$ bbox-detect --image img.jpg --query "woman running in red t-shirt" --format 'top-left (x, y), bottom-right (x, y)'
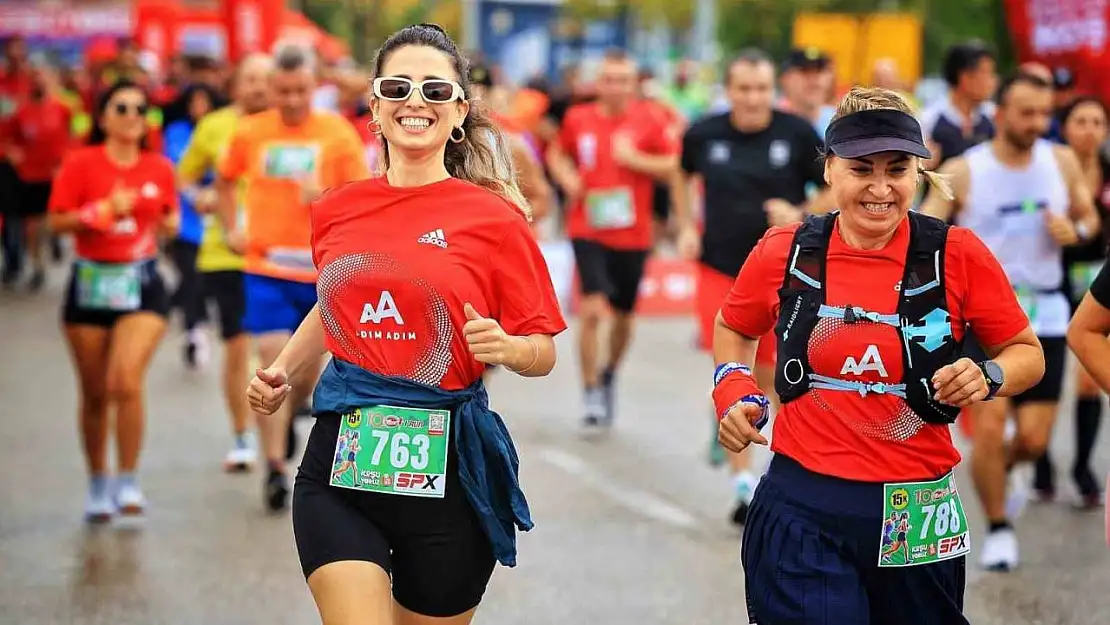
top-left (246, 25), bottom-right (566, 624)
top-left (711, 86), bottom-right (1045, 624)
top-left (47, 80), bottom-right (179, 524)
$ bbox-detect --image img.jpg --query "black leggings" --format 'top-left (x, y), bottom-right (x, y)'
top-left (167, 239), bottom-right (206, 331)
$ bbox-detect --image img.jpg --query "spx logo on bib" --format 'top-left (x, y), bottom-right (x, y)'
top-left (901, 308), bottom-right (952, 353)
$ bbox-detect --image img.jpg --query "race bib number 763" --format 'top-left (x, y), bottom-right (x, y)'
top-left (330, 405), bottom-right (450, 498)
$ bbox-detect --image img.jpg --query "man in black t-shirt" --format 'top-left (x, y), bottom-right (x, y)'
top-left (920, 42), bottom-right (997, 169)
top-left (673, 48), bottom-right (832, 526)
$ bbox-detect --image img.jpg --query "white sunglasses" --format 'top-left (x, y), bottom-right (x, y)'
top-left (372, 76), bottom-right (463, 104)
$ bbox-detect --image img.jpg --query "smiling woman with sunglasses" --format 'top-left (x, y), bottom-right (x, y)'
top-left (46, 80), bottom-right (179, 524)
top-left (244, 24), bottom-right (566, 625)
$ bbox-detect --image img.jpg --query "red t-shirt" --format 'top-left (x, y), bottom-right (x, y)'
top-left (311, 176), bottom-right (567, 391)
top-left (8, 97), bottom-right (72, 182)
top-left (0, 69), bottom-right (32, 158)
top-left (558, 101), bottom-right (679, 250)
top-left (49, 146), bottom-right (178, 263)
top-left (720, 217), bottom-right (1029, 481)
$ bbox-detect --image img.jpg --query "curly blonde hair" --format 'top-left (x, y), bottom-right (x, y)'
top-left (831, 86), bottom-right (954, 200)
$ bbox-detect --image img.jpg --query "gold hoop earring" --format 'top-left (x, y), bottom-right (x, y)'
top-left (450, 126), bottom-right (466, 144)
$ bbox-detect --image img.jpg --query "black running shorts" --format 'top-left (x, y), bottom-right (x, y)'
top-left (293, 414), bottom-right (496, 618)
top-left (62, 260), bottom-right (169, 328)
top-left (571, 238), bottom-right (649, 313)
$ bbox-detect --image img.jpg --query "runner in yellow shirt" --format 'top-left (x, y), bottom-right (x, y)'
top-left (177, 53), bottom-right (273, 472)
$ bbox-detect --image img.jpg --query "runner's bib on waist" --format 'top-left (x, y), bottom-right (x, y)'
top-left (263, 144), bottom-right (319, 179)
top-left (330, 405), bottom-right (451, 498)
top-left (879, 473), bottom-right (970, 567)
top-left (585, 188), bottom-right (635, 229)
top-left (75, 261), bottom-right (141, 311)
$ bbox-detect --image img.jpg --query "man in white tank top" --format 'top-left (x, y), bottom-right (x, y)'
top-left (922, 72), bottom-right (1101, 572)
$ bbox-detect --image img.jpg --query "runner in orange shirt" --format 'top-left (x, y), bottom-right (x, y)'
top-left (215, 44), bottom-right (369, 512)
top-left (546, 49), bottom-right (680, 427)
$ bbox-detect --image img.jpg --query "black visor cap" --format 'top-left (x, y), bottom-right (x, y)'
top-left (824, 108), bottom-right (932, 160)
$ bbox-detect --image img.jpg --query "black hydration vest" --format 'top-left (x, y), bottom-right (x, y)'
top-left (773, 211), bottom-right (963, 425)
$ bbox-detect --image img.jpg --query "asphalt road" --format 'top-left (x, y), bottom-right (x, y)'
top-left (2, 268), bottom-right (1108, 624)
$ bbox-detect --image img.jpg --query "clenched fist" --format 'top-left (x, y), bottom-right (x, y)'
top-left (1045, 211), bottom-right (1079, 247)
top-left (931, 357), bottom-right (990, 407)
top-left (463, 302), bottom-right (514, 366)
top-left (247, 366), bottom-right (292, 415)
top-left (718, 401), bottom-right (769, 452)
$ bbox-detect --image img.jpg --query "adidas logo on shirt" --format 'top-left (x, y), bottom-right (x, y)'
top-left (417, 229), bottom-right (448, 248)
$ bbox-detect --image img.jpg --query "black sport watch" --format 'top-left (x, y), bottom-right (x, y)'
top-left (977, 360), bottom-right (1004, 400)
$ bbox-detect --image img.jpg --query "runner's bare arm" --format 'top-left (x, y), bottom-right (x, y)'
top-left (47, 210), bottom-right (86, 233)
top-left (158, 208), bottom-right (181, 240)
top-left (1067, 293), bottom-right (1110, 392)
top-left (712, 312), bottom-right (760, 371)
top-left (1055, 145), bottom-right (1102, 239)
top-left (506, 334), bottom-right (557, 377)
top-left (270, 304), bottom-right (329, 380)
top-left (671, 169), bottom-right (698, 232)
top-left (614, 146), bottom-right (680, 181)
top-left (545, 140), bottom-right (582, 199)
top-left (509, 134), bottom-right (552, 222)
top-left (214, 174), bottom-right (238, 234)
top-left (919, 157), bottom-right (968, 221)
top-left (973, 326), bottom-right (1044, 398)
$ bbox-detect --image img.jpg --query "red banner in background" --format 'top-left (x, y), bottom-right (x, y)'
top-left (134, 0), bottom-right (180, 61)
top-left (1005, 0), bottom-right (1110, 101)
top-left (0, 3), bottom-right (131, 38)
top-left (222, 0), bottom-right (282, 62)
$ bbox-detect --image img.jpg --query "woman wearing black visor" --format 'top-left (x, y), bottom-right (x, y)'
top-left (710, 86), bottom-right (1045, 624)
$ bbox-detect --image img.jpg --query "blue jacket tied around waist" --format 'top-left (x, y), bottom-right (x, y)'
top-left (312, 357), bottom-right (533, 567)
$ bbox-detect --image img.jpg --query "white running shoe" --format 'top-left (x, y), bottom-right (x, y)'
top-left (84, 490), bottom-right (116, 524)
top-left (115, 483), bottom-right (147, 518)
top-left (184, 328), bottom-right (211, 371)
top-left (979, 528), bottom-right (1019, 572)
top-left (1006, 465), bottom-right (1031, 520)
top-left (224, 437), bottom-right (259, 473)
top-left (582, 387), bottom-right (607, 428)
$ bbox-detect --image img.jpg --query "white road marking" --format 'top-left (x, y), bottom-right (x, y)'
top-left (538, 447), bottom-right (699, 530)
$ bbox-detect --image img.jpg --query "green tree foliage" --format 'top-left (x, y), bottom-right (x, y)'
top-left (302, 0), bottom-right (1015, 75)
top-left (714, 0), bottom-right (1015, 76)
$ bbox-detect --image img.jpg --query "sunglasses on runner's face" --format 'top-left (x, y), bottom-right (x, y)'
top-left (112, 102), bottom-right (149, 117)
top-left (373, 77), bottom-right (463, 103)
